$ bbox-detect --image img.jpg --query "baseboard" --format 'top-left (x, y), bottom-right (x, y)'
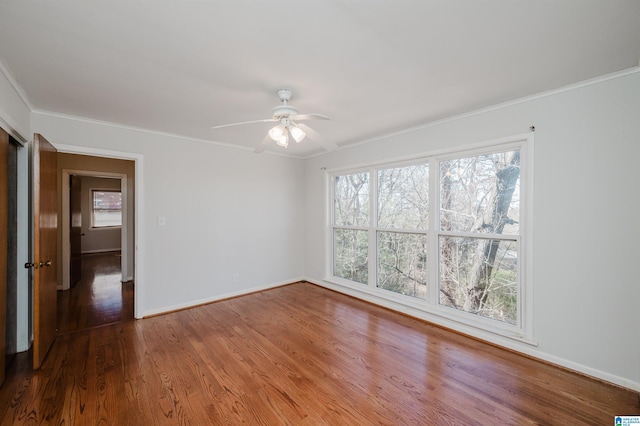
top-left (141, 277), bottom-right (304, 318)
top-left (303, 277), bottom-right (640, 393)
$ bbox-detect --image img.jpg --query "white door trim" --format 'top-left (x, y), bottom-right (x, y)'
top-left (55, 144), bottom-right (144, 319)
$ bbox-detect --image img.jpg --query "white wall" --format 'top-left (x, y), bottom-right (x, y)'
top-left (304, 69), bottom-right (640, 391)
top-left (32, 112), bottom-right (306, 316)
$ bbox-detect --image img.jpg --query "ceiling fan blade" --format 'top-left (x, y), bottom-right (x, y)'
top-left (294, 114), bottom-right (330, 121)
top-left (296, 123), bottom-right (338, 151)
top-left (254, 134), bottom-right (273, 153)
top-left (211, 118), bottom-right (277, 130)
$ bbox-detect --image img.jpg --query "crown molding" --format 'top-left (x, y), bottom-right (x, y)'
top-left (0, 58), bottom-right (33, 111)
top-left (32, 109), bottom-right (299, 159)
top-left (0, 58), bottom-right (33, 143)
top-left (303, 66), bottom-right (640, 160)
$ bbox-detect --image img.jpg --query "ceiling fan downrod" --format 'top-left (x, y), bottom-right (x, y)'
top-left (272, 89), bottom-right (298, 118)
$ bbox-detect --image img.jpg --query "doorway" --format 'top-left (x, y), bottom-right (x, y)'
top-left (0, 130), bottom-right (19, 383)
top-left (56, 150), bottom-right (141, 326)
top-left (61, 171), bottom-right (132, 333)
top-left (61, 170), bottom-right (130, 289)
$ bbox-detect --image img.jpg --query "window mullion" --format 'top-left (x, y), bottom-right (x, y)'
top-left (427, 157), bottom-right (439, 305)
top-left (376, 227), bottom-right (428, 235)
top-left (368, 168), bottom-right (377, 289)
top-left (438, 230), bottom-right (520, 241)
top-left (333, 225), bottom-right (369, 232)
top-left (328, 173), bottom-right (335, 279)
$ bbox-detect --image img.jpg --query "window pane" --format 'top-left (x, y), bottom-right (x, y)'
top-left (92, 191), bottom-right (122, 227)
top-left (440, 150), bottom-right (520, 235)
top-left (334, 173), bottom-right (369, 226)
top-left (377, 164), bottom-right (428, 230)
top-left (334, 229), bottom-right (368, 284)
top-left (439, 236), bottom-right (517, 325)
top-left (377, 231), bottom-right (427, 299)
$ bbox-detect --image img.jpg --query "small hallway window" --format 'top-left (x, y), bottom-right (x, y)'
top-left (92, 190), bottom-right (122, 228)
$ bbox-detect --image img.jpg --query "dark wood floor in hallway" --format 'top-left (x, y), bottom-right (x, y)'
top-left (0, 277), bottom-right (637, 424)
top-left (56, 251), bottom-right (134, 334)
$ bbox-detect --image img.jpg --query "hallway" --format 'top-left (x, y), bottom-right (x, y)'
top-left (56, 251), bottom-right (134, 335)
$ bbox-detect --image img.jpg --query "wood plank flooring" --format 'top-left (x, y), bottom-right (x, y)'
top-left (0, 269), bottom-right (637, 424)
top-left (56, 252), bottom-right (134, 334)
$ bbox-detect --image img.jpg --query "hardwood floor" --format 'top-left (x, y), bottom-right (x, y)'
top-left (56, 252), bottom-right (133, 334)
top-left (1, 280), bottom-right (637, 424)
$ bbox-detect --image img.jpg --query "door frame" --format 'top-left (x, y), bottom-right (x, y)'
top-left (55, 144), bottom-right (144, 319)
top-left (61, 170), bottom-right (128, 290)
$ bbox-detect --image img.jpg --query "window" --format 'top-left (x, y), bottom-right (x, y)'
top-left (91, 190), bottom-right (122, 228)
top-left (333, 172), bottom-right (369, 284)
top-left (377, 164), bottom-right (429, 298)
top-left (329, 137), bottom-right (531, 339)
top-left (438, 150), bottom-right (520, 325)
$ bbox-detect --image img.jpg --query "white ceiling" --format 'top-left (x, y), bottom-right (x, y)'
top-left (1, 1), bottom-right (639, 157)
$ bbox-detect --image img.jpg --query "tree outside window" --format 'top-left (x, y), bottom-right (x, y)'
top-left (333, 172), bottom-right (369, 284)
top-left (330, 142), bottom-right (526, 332)
top-left (377, 164), bottom-right (429, 299)
top-left (439, 149), bottom-right (520, 324)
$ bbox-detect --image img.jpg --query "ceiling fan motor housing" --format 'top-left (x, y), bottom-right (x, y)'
top-left (272, 105), bottom-right (299, 118)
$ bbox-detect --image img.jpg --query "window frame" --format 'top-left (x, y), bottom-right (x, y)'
top-left (90, 188), bottom-right (123, 229)
top-left (374, 160), bottom-right (429, 299)
top-left (326, 134), bottom-right (534, 343)
top-left (331, 167), bottom-right (372, 285)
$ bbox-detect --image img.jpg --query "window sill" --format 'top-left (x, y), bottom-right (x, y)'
top-left (89, 226), bottom-right (122, 231)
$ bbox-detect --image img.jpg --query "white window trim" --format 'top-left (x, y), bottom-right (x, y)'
top-left (325, 132), bottom-right (535, 344)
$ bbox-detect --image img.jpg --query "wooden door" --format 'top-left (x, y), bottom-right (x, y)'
top-left (0, 129), bottom-right (8, 385)
top-left (70, 175), bottom-right (81, 287)
top-left (32, 134), bottom-right (58, 369)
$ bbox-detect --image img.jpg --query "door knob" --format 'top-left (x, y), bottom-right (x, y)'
top-left (40, 260), bottom-right (52, 267)
top-left (24, 262), bottom-right (39, 269)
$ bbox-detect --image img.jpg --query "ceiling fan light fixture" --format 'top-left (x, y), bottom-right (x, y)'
top-left (290, 125), bottom-right (306, 143)
top-left (212, 89), bottom-right (332, 153)
top-left (276, 132), bottom-right (289, 148)
top-left (269, 124), bottom-right (285, 141)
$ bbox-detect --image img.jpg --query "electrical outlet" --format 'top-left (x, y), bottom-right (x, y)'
top-left (232, 273), bottom-right (239, 283)
top-left (158, 216), bottom-right (166, 226)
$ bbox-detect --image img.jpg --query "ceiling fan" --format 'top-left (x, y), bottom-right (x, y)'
top-left (211, 89), bottom-right (338, 153)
